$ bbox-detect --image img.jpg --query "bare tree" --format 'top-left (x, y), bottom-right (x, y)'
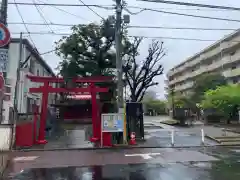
top-left (123, 37), bottom-right (165, 102)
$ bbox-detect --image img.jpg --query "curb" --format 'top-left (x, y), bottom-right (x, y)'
top-left (1, 144), bottom-right (240, 153)
top-left (225, 128), bottom-right (240, 134)
top-left (205, 135), bottom-right (240, 145)
top-left (205, 135), bottom-right (221, 143)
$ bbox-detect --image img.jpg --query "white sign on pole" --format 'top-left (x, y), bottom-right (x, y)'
top-left (0, 48), bottom-right (8, 72)
top-left (101, 113), bottom-right (125, 147)
top-left (101, 113), bottom-right (124, 132)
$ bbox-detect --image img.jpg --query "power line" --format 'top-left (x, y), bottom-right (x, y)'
top-left (10, 1), bottom-right (240, 23)
top-left (126, 7), bottom-right (238, 12)
top-left (36, 0), bottom-right (88, 21)
top-left (9, 22), bottom-right (76, 27)
top-left (14, 0), bottom-right (37, 48)
top-left (78, 0), bottom-right (104, 20)
top-left (8, 2), bottom-right (238, 12)
top-left (40, 49), bottom-right (56, 55)
top-left (129, 35), bottom-right (230, 42)
top-left (8, 2), bottom-right (114, 9)
top-left (124, 6), bottom-right (240, 23)
top-left (11, 31), bottom-right (240, 42)
top-left (8, 22), bottom-right (239, 31)
top-left (138, 0), bottom-right (240, 11)
top-left (129, 25), bottom-right (237, 31)
top-left (32, 0), bottom-right (54, 33)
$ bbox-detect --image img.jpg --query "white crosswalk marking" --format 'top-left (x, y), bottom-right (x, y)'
top-left (14, 156), bottom-right (39, 161)
top-left (125, 153), bottom-right (161, 159)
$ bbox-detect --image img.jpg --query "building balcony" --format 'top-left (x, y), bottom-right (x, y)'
top-left (223, 68), bottom-right (240, 78)
top-left (174, 81), bottom-right (194, 92)
top-left (164, 86), bottom-right (169, 91)
top-left (167, 37), bottom-right (240, 79)
top-left (164, 79), bottom-right (169, 84)
top-left (169, 50), bottom-right (240, 85)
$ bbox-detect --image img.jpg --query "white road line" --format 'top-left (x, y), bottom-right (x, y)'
top-left (125, 153), bottom-right (161, 160)
top-left (14, 156), bottom-right (39, 161)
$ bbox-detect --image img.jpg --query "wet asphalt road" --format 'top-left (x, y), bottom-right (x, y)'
top-left (7, 146), bottom-right (240, 180)
top-left (6, 116), bottom-right (239, 179)
top-left (40, 116), bottom-right (216, 149)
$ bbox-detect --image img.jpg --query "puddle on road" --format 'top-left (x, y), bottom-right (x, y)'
top-left (8, 159), bottom-right (240, 180)
top-left (231, 149), bottom-right (240, 153)
top-left (189, 162), bottom-right (212, 168)
top-left (7, 147), bottom-right (240, 180)
top-left (81, 172), bottom-right (92, 180)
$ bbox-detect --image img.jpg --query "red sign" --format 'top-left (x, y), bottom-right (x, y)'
top-left (0, 23), bottom-right (10, 47)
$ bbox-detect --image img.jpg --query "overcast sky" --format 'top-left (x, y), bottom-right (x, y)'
top-left (7, 0), bottom-right (240, 99)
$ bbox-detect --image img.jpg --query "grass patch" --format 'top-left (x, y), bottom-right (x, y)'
top-left (161, 119), bottom-right (179, 125)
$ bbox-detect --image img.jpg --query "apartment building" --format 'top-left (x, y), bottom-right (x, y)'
top-left (166, 30), bottom-right (240, 95)
top-left (2, 38), bottom-right (55, 122)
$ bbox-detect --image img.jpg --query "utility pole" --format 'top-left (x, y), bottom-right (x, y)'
top-left (0, 0), bottom-right (8, 25)
top-left (115, 0), bottom-right (124, 113)
top-left (115, 0), bottom-right (125, 145)
top-left (14, 32), bottom-right (23, 113)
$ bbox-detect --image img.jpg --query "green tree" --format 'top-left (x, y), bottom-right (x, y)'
top-left (168, 94), bottom-right (194, 108)
top-left (191, 72), bottom-right (227, 104)
top-left (145, 99), bottom-right (167, 115)
top-left (200, 84), bottom-right (240, 122)
top-left (55, 20), bottom-right (130, 78)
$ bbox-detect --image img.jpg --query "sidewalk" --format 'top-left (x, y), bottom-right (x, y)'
top-left (174, 124), bottom-right (240, 145)
top-left (144, 117), bottom-right (240, 146)
top-left (27, 124), bottom-right (94, 150)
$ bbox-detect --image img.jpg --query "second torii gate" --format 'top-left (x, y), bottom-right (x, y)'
top-left (27, 74), bottom-right (113, 144)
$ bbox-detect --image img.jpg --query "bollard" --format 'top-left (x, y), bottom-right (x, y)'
top-left (129, 132), bottom-right (137, 145)
top-left (171, 130), bottom-right (175, 146)
top-left (201, 129), bottom-right (205, 145)
top-left (222, 128), bottom-right (226, 136)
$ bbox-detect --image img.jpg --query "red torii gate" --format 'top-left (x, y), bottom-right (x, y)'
top-left (27, 74), bottom-right (113, 144)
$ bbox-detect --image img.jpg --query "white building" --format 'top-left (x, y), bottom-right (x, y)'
top-left (2, 38), bottom-right (55, 122)
top-left (166, 30), bottom-right (240, 95)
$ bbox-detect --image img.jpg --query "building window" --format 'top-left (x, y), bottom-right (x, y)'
top-left (231, 65), bottom-right (237, 70)
top-left (29, 59), bottom-right (35, 74)
top-left (206, 60), bottom-right (213, 65)
top-left (5, 86), bottom-right (11, 93)
top-left (27, 98), bottom-right (36, 113)
top-left (4, 95), bottom-right (11, 101)
top-left (233, 78), bottom-right (238, 84)
top-left (230, 51), bottom-right (236, 56)
top-left (37, 69), bottom-right (40, 76)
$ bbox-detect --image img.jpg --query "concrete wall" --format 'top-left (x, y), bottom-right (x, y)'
top-left (0, 126), bottom-right (11, 176)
